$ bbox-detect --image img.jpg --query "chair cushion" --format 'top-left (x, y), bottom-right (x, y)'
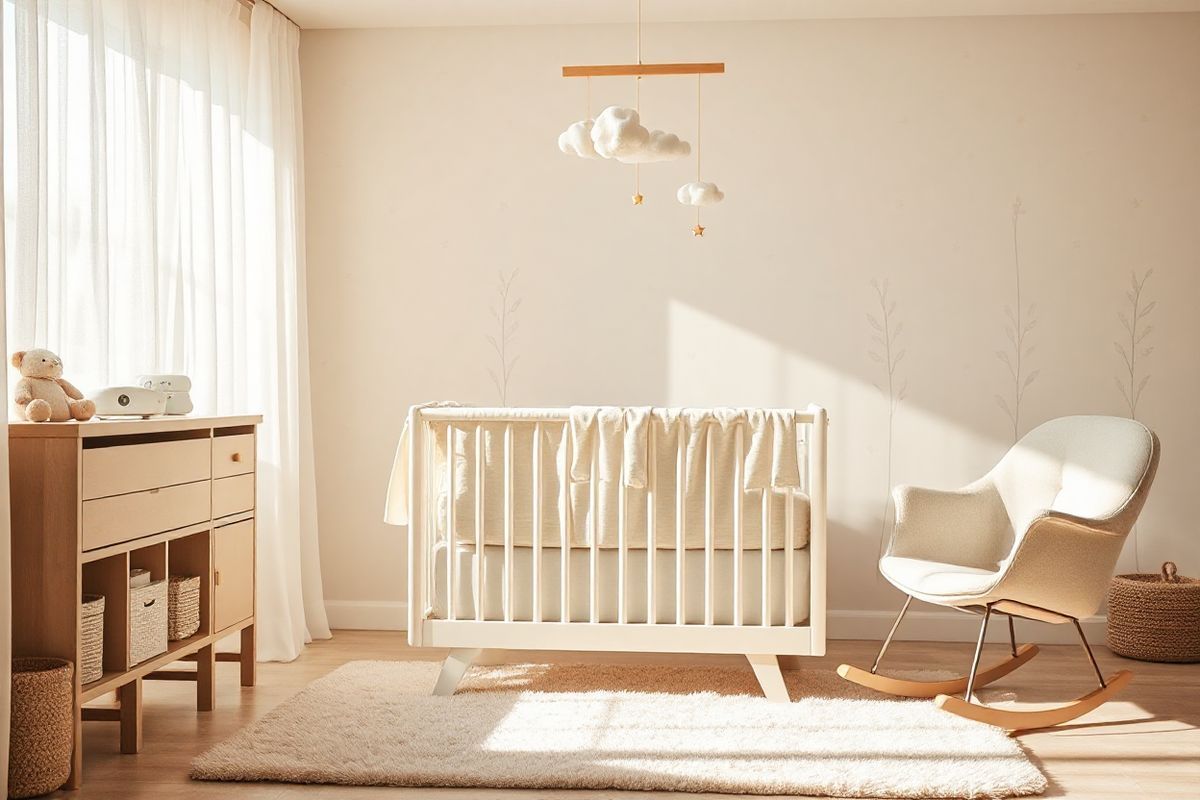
top-left (880, 555), bottom-right (1001, 598)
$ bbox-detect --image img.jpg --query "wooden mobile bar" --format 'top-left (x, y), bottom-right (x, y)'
top-left (561, 62), bottom-right (725, 77)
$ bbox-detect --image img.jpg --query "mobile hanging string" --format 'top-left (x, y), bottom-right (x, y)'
top-left (633, 0), bottom-right (643, 205)
top-left (696, 74), bottom-right (701, 183)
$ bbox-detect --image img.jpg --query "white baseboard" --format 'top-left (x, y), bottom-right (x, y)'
top-left (324, 601), bottom-right (1107, 645)
top-left (324, 600), bottom-right (409, 631)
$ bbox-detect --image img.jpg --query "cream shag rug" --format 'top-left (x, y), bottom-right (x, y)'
top-left (191, 660), bottom-right (1046, 798)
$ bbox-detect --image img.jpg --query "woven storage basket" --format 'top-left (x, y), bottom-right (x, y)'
top-left (167, 575), bottom-right (201, 641)
top-left (8, 658), bottom-right (74, 799)
top-left (1107, 561), bottom-right (1200, 663)
top-left (80, 594), bottom-right (105, 684)
top-left (129, 579), bottom-right (168, 665)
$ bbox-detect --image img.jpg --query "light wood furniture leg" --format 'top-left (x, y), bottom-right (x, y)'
top-left (746, 653), bottom-right (790, 702)
top-left (67, 705), bottom-right (83, 789)
top-left (197, 644), bottom-right (216, 711)
top-left (119, 679), bottom-right (143, 754)
top-left (433, 648), bottom-right (480, 696)
top-left (240, 624), bottom-right (256, 687)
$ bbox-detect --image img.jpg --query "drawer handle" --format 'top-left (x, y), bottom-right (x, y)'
top-left (214, 570), bottom-right (221, 586)
top-left (143, 599), bottom-right (156, 608)
top-left (149, 487), bottom-right (160, 494)
top-left (231, 452), bottom-right (242, 463)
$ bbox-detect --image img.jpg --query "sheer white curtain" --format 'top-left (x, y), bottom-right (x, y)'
top-left (244, 1), bottom-right (330, 659)
top-left (2, 0), bottom-right (329, 661)
top-left (1, 14), bottom-right (10, 787)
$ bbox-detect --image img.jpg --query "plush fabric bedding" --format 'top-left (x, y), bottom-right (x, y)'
top-left (428, 419), bottom-right (811, 550)
top-left (430, 543), bottom-right (811, 625)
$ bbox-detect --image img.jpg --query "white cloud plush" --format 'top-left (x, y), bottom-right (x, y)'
top-left (590, 106), bottom-right (650, 159)
top-left (561, 106), bottom-right (691, 164)
top-left (677, 181), bottom-right (725, 206)
top-left (616, 129), bottom-right (691, 164)
top-left (558, 119), bottom-right (600, 159)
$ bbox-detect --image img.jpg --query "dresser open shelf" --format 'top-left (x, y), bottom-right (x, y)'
top-left (8, 414), bottom-right (262, 789)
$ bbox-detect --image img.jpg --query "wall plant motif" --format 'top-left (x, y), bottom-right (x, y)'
top-left (1115, 268), bottom-right (1155, 571)
top-left (486, 268), bottom-right (522, 406)
top-left (868, 278), bottom-right (906, 559)
top-left (995, 198), bottom-right (1039, 442)
top-left (1115, 269), bottom-right (1155, 418)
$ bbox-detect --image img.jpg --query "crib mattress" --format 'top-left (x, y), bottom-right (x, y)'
top-left (431, 543), bottom-right (810, 626)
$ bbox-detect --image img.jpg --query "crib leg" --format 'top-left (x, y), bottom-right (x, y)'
top-left (747, 654), bottom-right (790, 703)
top-left (433, 648), bottom-right (481, 696)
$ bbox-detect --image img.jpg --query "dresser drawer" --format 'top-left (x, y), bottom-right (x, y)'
top-left (213, 474), bottom-right (255, 519)
top-left (82, 480), bottom-right (211, 551)
top-left (213, 433), bottom-right (255, 479)
top-left (82, 438), bottom-right (211, 500)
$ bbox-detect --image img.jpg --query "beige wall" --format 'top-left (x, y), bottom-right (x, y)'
top-left (301, 13), bottom-right (1200, 637)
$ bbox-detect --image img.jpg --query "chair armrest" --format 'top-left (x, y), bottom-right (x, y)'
top-left (887, 481), bottom-right (1011, 569)
top-left (986, 510), bottom-right (1126, 620)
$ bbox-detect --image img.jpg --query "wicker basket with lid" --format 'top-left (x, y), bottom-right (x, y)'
top-left (1107, 561), bottom-right (1200, 663)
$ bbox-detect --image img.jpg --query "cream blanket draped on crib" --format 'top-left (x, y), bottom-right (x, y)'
top-left (385, 406), bottom-right (810, 550)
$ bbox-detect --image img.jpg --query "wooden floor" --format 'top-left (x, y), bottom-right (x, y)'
top-left (53, 630), bottom-right (1200, 799)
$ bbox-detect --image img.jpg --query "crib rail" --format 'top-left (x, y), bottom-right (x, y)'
top-left (406, 406), bottom-right (827, 656)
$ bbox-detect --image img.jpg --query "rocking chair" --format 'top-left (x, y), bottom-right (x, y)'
top-left (840, 415), bottom-right (1160, 731)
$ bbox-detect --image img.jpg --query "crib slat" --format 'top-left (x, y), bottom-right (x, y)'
top-left (785, 485), bottom-right (795, 628)
top-left (799, 431), bottom-right (809, 494)
top-left (646, 422), bottom-right (656, 625)
top-left (474, 424), bottom-right (485, 622)
top-left (761, 487), bottom-right (771, 627)
top-left (810, 407), bottom-right (829, 652)
top-left (532, 422), bottom-right (543, 624)
top-left (560, 423), bottom-right (571, 623)
top-left (446, 425), bottom-right (456, 621)
top-left (733, 424), bottom-right (743, 627)
top-left (503, 424), bottom-right (514, 623)
top-left (425, 425), bottom-right (435, 618)
top-left (675, 430), bottom-right (686, 625)
top-left (407, 412), bottom-right (426, 644)
top-left (790, 425), bottom-right (806, 629)
top-left (589, 441), bottom-right (599, 624)
top-left (704, 425), bottom-right (714, 627)
top-left (618, 457), bottom-right (628, 625)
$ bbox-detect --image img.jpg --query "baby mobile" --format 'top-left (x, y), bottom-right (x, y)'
top-left (556, 0), bottom-right (725, 237)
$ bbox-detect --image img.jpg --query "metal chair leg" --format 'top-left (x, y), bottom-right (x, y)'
top-left (1007, 614), bottom-right (1017, 658)
top-left (870, 595), bottom-right (913, 674)
top-left (964, 604), bottom-right (993, 704)
top-left (1072, 617), bottom-right (1107, 689)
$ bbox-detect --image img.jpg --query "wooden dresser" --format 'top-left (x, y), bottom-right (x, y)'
top-left (8, 414), bottom-right (262, 789)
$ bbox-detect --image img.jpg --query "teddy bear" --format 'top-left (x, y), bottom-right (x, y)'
top-left (11, 348), bottom-right (96, 422)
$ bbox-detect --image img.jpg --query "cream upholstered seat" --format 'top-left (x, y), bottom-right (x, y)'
top-left (880, 415), bottom-right (1159, 620)
top-left (840, 415), bottom-right (1160, 731)
top-left (879, 556), bottom-right (1000, 598)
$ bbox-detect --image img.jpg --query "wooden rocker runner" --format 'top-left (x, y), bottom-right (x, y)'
top-left (840, 416), bottom-right (1160, 732)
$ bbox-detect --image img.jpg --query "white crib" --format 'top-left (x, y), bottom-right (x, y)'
top-left (390, 405), bottom-right (828, 701)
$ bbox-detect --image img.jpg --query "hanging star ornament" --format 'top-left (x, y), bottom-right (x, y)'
top-left (632, 193), bottom-right (644, 205)
top-left (692, 224), bottom-right (705, 237)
